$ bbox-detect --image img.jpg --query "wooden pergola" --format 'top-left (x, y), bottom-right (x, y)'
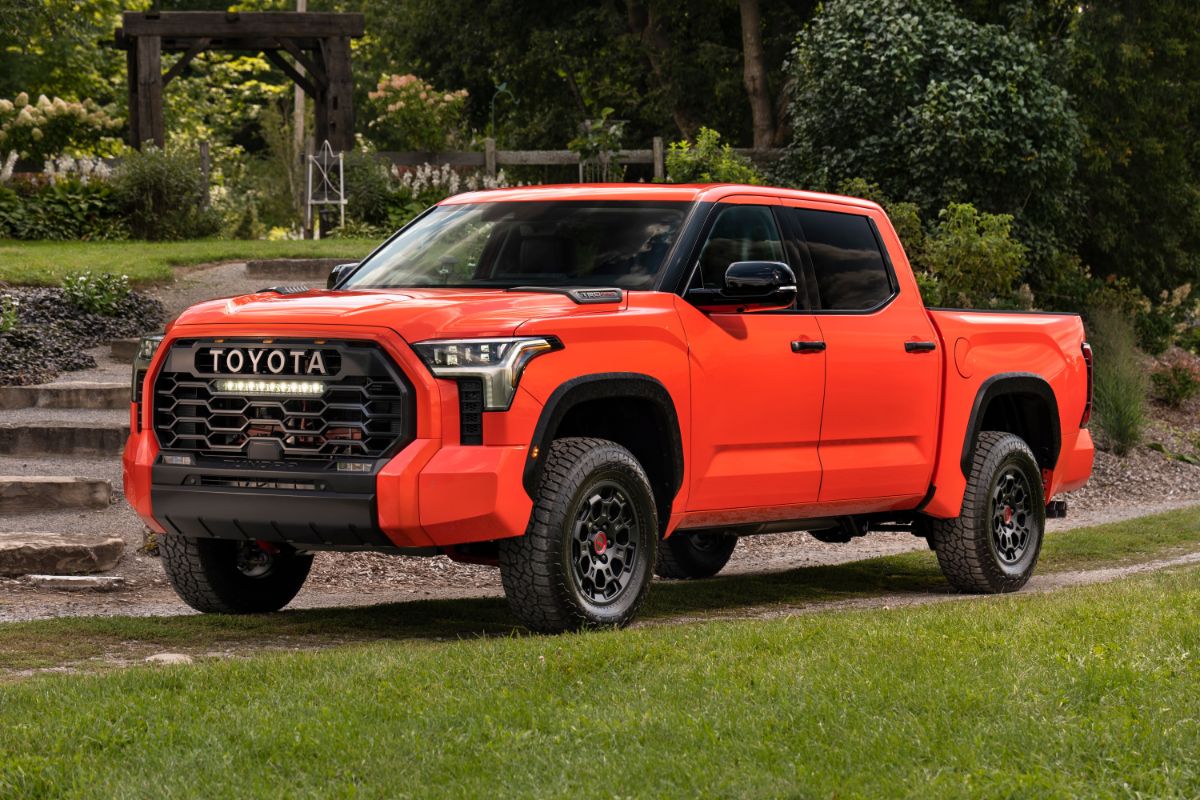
top-left (115, 11), bottom-right (365, 151)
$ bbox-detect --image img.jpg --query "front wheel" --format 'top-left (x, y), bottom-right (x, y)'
top-left (159, 535), bottom-right (313, 613)
top-left (499, 437), bottom-right (658, 633)
top-left (928, 431), bottom-right (1046, 593)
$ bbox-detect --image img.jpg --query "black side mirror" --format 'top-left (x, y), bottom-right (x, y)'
top-left (327, 262), bottom-right (359, 290)
top-left (687, 261), bottom-right (798, 312)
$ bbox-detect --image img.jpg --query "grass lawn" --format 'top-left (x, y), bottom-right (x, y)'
top-left (0, 239), bottom-right (381, 286)
top-left (0, 506), bottom-right (1198, 678)
top-left (1, 562), bottom-right (1198, 797)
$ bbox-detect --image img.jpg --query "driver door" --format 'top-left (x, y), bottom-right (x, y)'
top-left (677, 198), bottom-right (827, 515)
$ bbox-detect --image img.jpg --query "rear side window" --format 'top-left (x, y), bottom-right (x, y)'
top-left (789, 208), bottom-right (893, 310)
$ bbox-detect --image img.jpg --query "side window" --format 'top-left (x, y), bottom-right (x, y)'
top-left (790, 208), bottom-right (893, 310)
top-left (694, 205), bottom-right (785, 289)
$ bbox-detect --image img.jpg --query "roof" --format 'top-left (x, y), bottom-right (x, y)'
top-left (439, 183), bottom-right (882, 212)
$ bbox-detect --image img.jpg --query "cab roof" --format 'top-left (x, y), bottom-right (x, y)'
top-left (439, 183), bottom-right (882, 212)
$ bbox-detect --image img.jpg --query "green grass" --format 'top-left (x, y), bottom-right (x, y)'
top-left (0, 239), bottom-right (380, 286)
top-left (1, 507), bottom-right (1197, 677)
top-left (1, 564), bottom-right (1198, 798)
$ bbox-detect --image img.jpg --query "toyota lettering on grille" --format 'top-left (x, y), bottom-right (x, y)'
top-left (197, 347), bottom-right (334, 376)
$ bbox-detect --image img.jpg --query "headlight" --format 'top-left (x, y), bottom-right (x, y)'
top-left (131, 334), bottom-right (164, 403)
top-left (411, 336), bottom-right (561, 410)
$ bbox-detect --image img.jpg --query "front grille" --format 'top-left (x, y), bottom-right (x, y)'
top-left (153, 339), bottom-right (413, 462)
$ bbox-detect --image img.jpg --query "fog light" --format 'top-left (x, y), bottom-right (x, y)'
top-left (162, 453), bottom-right (194, 466)
top-left (215, 379), bottom-right (326, 395)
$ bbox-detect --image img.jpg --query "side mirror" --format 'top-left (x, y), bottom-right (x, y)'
top-left (327, 262), bottom-right (359, 290)
top-left (687, 261), bottom-right (798, 312)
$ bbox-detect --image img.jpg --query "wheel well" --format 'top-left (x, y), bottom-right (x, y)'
top-left (963, 375), bottom-right (1061, 475)
top-left (554, 396), bottom-right (678, 533)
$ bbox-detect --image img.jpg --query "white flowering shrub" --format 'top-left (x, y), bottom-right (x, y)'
top-left (61, 271), bottom-right (131, 317)
top-left (43, 154), bottom-right (112, 185)
top-left (0, 151), bottom-right (17, 183)
top-left (366, 74), bottom-right (469, 152)
top-left (0, 93), bottom-right (122, 162)
top-left (0, 294), bottom-right (19, 333)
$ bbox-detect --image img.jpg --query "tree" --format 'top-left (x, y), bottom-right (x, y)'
top-left (738, 0), bottom-right (788, 148)
top-left (1069, 1), bottom-right (1200, 296)
top-left (779, 0), bottom-right (1082, 288)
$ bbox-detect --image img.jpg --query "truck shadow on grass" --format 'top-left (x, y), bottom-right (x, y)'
top-left (1, 552), bottom-right (951, 674)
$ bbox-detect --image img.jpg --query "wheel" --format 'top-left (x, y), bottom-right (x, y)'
top-left (499, 437), bottom-right (658, 633)
top-left (928, 431), bottom-right (1046, 593)
top-left (655, 531), bottom-right (737, 579)
top-left (159, 534), bottom-right (313, 614)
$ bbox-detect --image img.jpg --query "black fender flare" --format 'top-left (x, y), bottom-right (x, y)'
top-left (522, 372), bottom-right (685, 499)
top-left (961, 372), bottom-right (1060, 477)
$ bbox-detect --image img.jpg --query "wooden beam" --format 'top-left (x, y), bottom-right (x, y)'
top-left (135, 35), bottom-right (163, 148)
top-left (121, 12), bottom-right (364, 39)
top-left (263, 49), bottom-right (317, 97)
top-left (318, 36), bottom-right (354, 151)
top-left (276, 37), bottom-right (327, 88)
top-left (161, 37), bottom-right (210, 86)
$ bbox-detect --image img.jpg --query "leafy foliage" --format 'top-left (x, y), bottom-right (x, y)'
top-left (1150, 365), bottom-right (1199, 409)
top-left (0, 293), bottom-right (18, 333)
top-left (1070, 1), bottom-right (1200, 298)
top-left (1088, 305), bottom-right (1147, 456)
top-left (781, 0), bottom-right (1081, 286)
top-left (110, 146), bottom-right (219, 241)
top-left (666, 128), bottom-right (761, 185)
top-left (919, 203), bottom-right (1028, 308)
top-left (366, 74), bottom-right (469, 152)
top-left (60, 269), bottom-right (130, 316)
top-left (0, 178), bottom-right (125, 241)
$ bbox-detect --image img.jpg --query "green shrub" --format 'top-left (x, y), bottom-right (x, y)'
top-left (0, 294), bottom-right (18, 333)
top-left (344, 151), bottom-right (394, 227)
top-left (666, 128), bottom-right (762, 185)
top-left (1088, 306), bottom-right (1148, 456)
top-left (1150, 365), bottom-right (1199, 408)
top-left (111, 146), bottom-right (220, 240)
top-left (919, 204), bottom-right (1028, 308)
top-left (61, 271), bottom-right (131, 316)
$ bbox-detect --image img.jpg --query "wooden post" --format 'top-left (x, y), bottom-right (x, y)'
top-left (484, 137), bottom-right (497, 177)
top-left (198, 140), bottom-right (210, 208)
top-left (318, 36), bottom-right (354, 151)
top-left (135, 35), bottom-right (164, 148)
top-left (652, 136), bottom-right (664, 181)
top-left (125, 45), bottom-right (140, 149)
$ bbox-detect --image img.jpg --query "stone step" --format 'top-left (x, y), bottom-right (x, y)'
top-left (110, 338), bottom-right (139, 362)
top-left (26, 575), bottom-right (126, 592)
top-left (0, 476), bottom-right (112, 513)
top-left (0, 531), bottom-right (124, 576)
top-left (0, 422), bottom-right (129, 456)
top-left (0, 381), bottom-right (128, 411)
top-left (245, 257), bottom-right (350, 282)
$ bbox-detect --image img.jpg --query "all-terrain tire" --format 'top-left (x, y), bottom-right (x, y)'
top-left (498, 437), bottom-right (658, 633)
top-left (159, 534), bottom-right (313, 614)
top-left (928, 431), bottom-right (1046, 593)
top-left (655, 531), bottom-right (737, 579)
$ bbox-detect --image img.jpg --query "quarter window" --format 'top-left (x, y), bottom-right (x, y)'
top-left (790, 208), bottom-right (893, 310)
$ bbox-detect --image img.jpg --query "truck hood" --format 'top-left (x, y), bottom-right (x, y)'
top-left (170, 287), bottom-right (621, 341)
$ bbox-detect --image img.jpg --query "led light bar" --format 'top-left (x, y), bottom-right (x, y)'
top-left (215, 379), bottom-right (326, 395)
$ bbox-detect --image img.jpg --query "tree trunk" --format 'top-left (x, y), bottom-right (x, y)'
top-left (739, 0), bottom-right (776, 149)
top-left (625, 0), bottom-right (696, 137)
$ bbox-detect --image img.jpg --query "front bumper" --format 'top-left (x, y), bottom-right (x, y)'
top-left (123, 324), bottom-right (538, 550)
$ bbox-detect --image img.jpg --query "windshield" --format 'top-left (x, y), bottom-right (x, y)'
top-left (343, 200), bottom-right (691, 290)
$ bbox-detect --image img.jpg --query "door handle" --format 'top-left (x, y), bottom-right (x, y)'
top-left (905, 341), bottom-right (937, 353)
top-left (791, 340), bottom-right (826, 353)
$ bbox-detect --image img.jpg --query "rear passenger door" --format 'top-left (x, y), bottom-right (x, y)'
top-left (780, 203), bottom-right (940, 503)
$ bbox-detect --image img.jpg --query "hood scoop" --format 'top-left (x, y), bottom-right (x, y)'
top-left (257, 284), bottom-right (312, 295)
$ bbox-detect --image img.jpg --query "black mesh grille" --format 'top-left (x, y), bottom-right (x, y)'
top-left (458, 378), bottom-right (484, 445)
top-left (153, 339), bottom-right (413, 461)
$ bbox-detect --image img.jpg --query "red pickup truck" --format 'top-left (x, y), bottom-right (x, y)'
top-left (124, 184), bottom-right (1094, 632)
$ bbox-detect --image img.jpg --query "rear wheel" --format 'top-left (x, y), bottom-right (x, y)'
top-left (159, 535), bottom-right (313, 614)
top-left (655, 531), bottom-right (737, 579)
top-left (929, 431), bottom-right (1045, 593)
top-left (499, 437), bottom-right (657, 633)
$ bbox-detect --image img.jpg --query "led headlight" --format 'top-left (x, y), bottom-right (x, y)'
top-left (411, 337), bottom-right (561, 410)
top-left (131, 333), bottom-right (164, 403)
